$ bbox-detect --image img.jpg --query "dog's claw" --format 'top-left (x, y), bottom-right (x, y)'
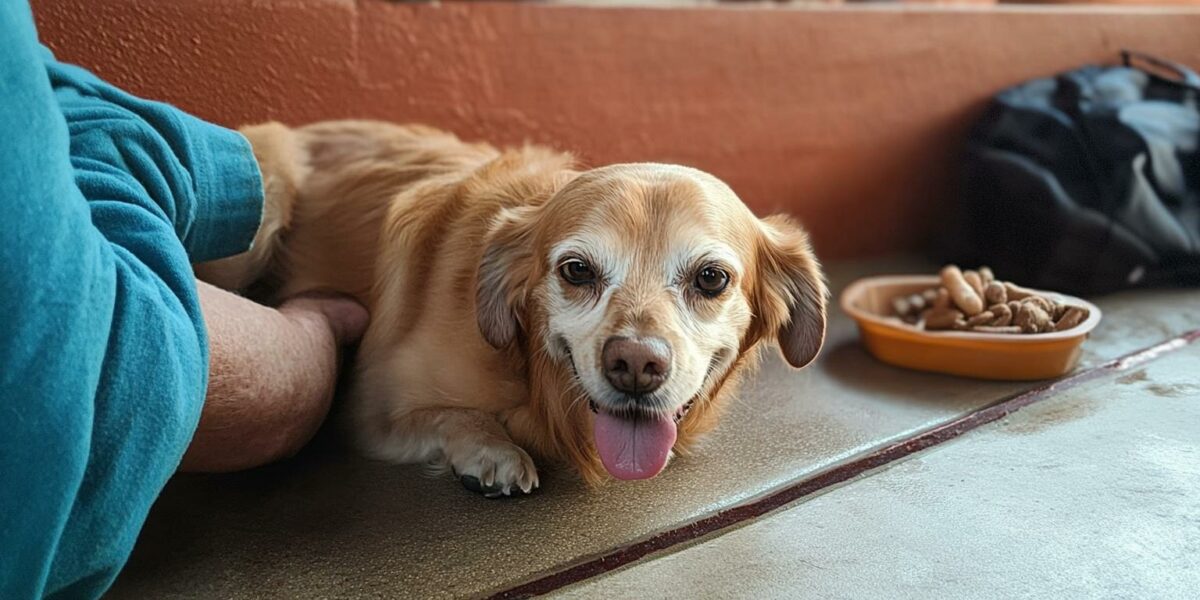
top-left (459, 474), bottom-right (501, 496)
top-left (460, 474), bottom-right (531, 499)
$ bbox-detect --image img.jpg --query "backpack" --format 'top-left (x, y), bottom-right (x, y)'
top-left (945, 51), bottom-right (1200, 295)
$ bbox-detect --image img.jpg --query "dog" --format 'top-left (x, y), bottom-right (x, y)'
top-left (196, 120), bottom-right (827, 496)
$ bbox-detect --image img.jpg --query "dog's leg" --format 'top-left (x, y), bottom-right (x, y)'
top-left (359, 407), bottom-right (539, 497)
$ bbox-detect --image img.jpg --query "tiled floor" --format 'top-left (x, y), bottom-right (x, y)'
top-left (558, 341), bottom-right (1200, 599)
top-left (109, 259), bottom-right (1200, 599)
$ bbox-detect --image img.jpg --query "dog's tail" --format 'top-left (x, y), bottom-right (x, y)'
top-left (194, 122), bottom-right (305, 295)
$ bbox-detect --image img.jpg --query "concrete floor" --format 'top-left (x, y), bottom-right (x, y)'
top-left (108, 260), bottom-right (1200, 599)
top-left (559, 342), bottom-right (1200, 599)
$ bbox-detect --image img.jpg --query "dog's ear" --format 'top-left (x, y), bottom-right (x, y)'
top-left (752, 214), bottom-right (828, 368)
top-left (476, 206), bottom-right (540, 348)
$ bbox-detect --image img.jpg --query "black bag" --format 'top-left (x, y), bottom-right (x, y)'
top-left (946, 51), bottom-right (1200, 295)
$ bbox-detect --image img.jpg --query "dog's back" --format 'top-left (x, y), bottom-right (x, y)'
top-left (196, 120), bottom-right (580, 445)
top-left (198, 120), bottom-right (500, 302)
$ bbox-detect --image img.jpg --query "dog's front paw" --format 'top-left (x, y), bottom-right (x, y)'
top-left (451, 441), bottom-right (539, 498)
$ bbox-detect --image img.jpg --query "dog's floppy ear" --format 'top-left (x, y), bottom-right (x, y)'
top-left (476, 206), bottom-right (540, 348)
top-left (753, 214), bottom-right (828, 368)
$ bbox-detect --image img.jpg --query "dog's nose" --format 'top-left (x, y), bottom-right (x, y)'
top-left (602, 336), bottom-right (671, 396)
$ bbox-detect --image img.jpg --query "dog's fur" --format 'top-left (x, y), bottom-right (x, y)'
top-left (196, 120), bottom-right (827, 492)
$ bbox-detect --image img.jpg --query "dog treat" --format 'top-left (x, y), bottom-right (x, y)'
top-left (1015, 303), bottom-right (1052, 333)
top-left (893, 289), bottom-right (941, 323)
top-left (983, 281), bottom-right (1007, 306)
top-left (1004, 282), bottom-right (1034, 301)
top-left (1021, 295), bottom-right (1054, 315)
top-left (924, 307), bottom-right (964, 330)
top-left (988, 303), bottom-right (1013, 327)
top-left (892, 293), bottom-right (933, 325)
top-left (963, 270), bottom-right (985, 298)
top-left (966, 310), bottom-right (995, 328)
top-left (1053, 302), bottom-right (1068, 321)
top-left (940, 265), bottom-right (984, 316)
top-left (933, 288), bottom-right (951, 310)
top-left (1054, 306), bottom-right (1087, 331)
top-left (907, 293), bottom-right (927, 314)
top-left (888, 265), bottom-right (1090, 336)
top-left (1007, 300), bottom-right (1021, 316)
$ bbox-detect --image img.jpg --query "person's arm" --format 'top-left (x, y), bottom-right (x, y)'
top-left (183, 283), bottom-right (367, 472)
top-left (0, 5), bottom-right (109, 598)
top-left (44, 53), bottom-right (263, 266)
top-left (3, 3), bottom-right (272, 597)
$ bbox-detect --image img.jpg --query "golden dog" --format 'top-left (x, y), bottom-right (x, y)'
top-left (197, 120), bottom-right (827, 496)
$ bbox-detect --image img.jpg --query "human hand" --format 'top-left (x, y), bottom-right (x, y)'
top-left (180, 282), bottom-right (369, 473)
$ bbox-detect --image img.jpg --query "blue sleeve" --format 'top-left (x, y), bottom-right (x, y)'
top-left (0, 3), bottom-right (263, 599)
top-left (44, 52), bottom-right (264, 264)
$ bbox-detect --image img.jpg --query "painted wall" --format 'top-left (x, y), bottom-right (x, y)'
top-left (32, 1), bottom-right (1200, 258)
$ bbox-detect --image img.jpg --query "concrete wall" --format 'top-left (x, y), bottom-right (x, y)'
top-left (32, 1), bottom-right (1200, 258)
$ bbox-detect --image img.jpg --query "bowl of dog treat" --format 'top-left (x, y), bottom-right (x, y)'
top-left (840, 265), bottom-right (1101, 380)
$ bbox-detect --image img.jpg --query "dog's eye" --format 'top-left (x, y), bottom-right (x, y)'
top-left (695, 266), bottom-right (730, 297)
top-left (559, 259), bottom-right (596, 286)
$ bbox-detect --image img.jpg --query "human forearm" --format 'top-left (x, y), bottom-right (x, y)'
top-left (181, 281), bottom-right (367, 472)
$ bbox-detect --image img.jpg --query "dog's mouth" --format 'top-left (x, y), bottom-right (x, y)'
top-left (560, 336), bottom-right (695, 480)
top-left (587, 399), bottom-right (694, 481)
top-left (587, 398), bottom-right (694, 423)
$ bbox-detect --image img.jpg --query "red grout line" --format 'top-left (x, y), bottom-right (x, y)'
top-left (489, 329), bottom-right (1200, 599)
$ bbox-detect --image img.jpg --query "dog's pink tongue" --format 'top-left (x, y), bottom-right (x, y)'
top-left (593, 411), bottom-right (677, 480)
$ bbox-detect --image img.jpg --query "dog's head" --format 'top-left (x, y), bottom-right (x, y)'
top-left (476, 164), bottom-right (826, 483)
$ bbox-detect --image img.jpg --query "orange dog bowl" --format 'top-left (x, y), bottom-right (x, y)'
top-left (840, 275), bottom-right (1102, 381)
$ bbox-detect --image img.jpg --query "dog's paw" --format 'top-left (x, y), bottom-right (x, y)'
top-left (451, 441), bottom-right (539, 499)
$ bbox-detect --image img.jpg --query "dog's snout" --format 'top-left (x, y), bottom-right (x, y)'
top-left (602, 337), bottom-right (671, 396)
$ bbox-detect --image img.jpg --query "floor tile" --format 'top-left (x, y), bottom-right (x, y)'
top-left (558, 342), bottom-right (1200, 599)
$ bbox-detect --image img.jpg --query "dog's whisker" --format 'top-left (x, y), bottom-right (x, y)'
top-left (565, 390), bottom-right (589, 416)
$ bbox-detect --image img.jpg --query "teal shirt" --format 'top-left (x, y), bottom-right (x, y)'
top-left (0, 3), bottom-right (264, 598)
